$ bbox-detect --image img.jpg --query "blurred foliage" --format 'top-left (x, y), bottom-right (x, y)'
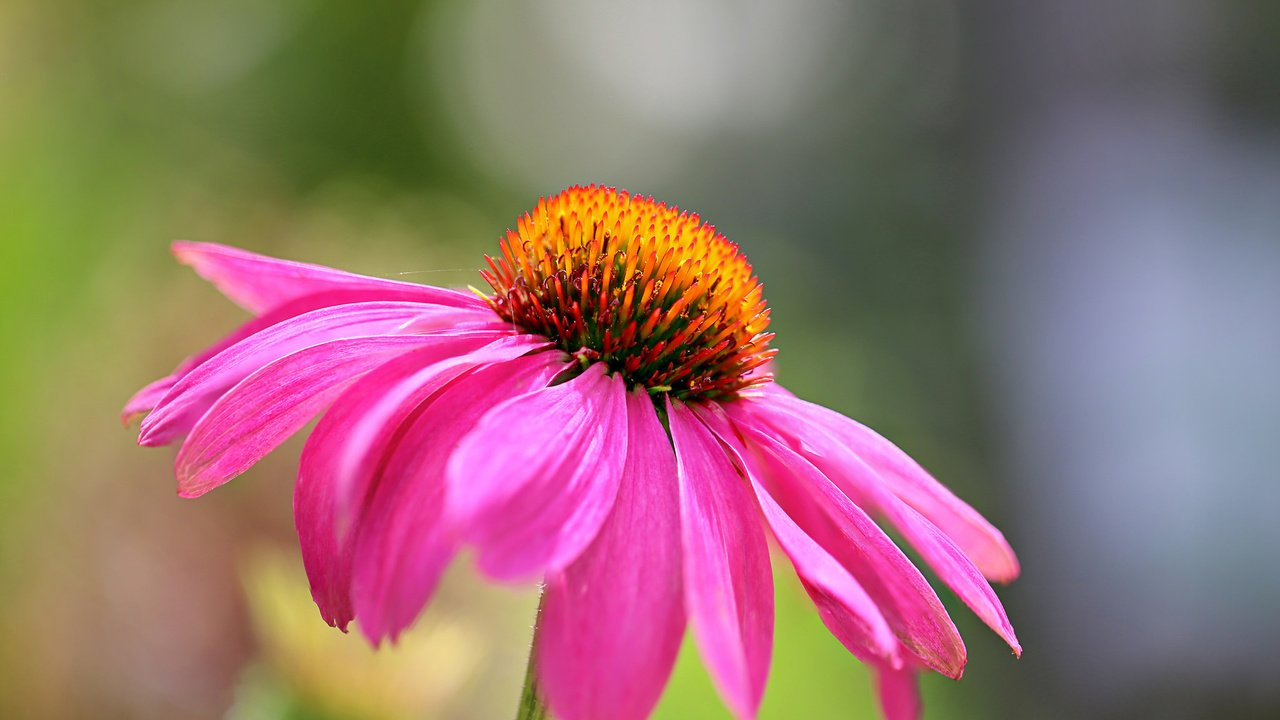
top-left (229, 550), bottom-right (528, 720)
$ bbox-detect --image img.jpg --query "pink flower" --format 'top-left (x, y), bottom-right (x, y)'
top-left (127, 186), bottom-right (1019, 720)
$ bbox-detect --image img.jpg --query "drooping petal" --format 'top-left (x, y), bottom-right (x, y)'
top-left (667, 400), bottom-right (772, 720)
top-left (742, 393), bottom-right (1020, 583)
top-left (729, 420), bottom-right (966, 679)
top-left (871, 500), bottom-right (1020, 656)
top-left (351, 350), bottom-right (569, 643)
top-left (295, 370), bottom-right (396, 631)
top-left (754, 480), bottom-right (902, 669)
top-left (122, 375), bottom-right (179, 426)
top-left (292, 340), bottom-right (554, 631)
top-left (446, 363), bottom-right (628, 581)
top-left (327, 334), bottom-right (552, 520)
top-left (122, 295), bottom-right (333, 426)
top-left (123, 288), bottom-right (496, 426)
top-left (538, 388), bottom-right (685, 720)
top-left (172, 241), bottom-right (486, 314)
top-left (138, 301), bottom-right (499, 446)
top-left (176, 332), bottom-right (496, 497)
top-left (874, 664), bottom-right (922, 720)
top-left (778, 422), bottom-right (1020, 655)
top-left (734, 400), bottom-right (1020, 655)
top-left (694, 406), bottom-right (898, 668)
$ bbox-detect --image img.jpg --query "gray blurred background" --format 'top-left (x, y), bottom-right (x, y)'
top-left (2, 1), bottom-right (1277, 718)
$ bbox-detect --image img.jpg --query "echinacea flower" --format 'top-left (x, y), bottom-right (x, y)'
top-left (126, 185), bottom-right (1020, 720)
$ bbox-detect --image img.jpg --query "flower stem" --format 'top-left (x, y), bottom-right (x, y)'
top-left (515, 589), bottom-right (551, 720)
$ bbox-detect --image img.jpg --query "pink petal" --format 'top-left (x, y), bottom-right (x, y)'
top-left (176, 333), bottom-right (496, 497)
top-left (735, 401), bottom-right (1021, 656)
top-left (874, 664), bottom-right (922, 720)
top-left (350, 351), bottom-right (569, 643)
top-left (138, 301), bottom-right (498, 447)
top-left (296, 391), bottom-right (373, 631)
top-left (292, 342), bottom-right (557, 632)
top-left (123, 288), bottom-right (493, 426)
top-left (446, 364), bottom-right (628, 581)
top-left (121, 375), bottom-right (178, 426)
top-left (728, 417), bottom-right (966, 679)
top-left (328, 335), bottom-right (553, 520)
top-left (538, 388), bottom-right (685, 720)
top-left (694, 405), bottom-right (899, 668)
top-left (821, 470), bottom-right (1019, 655)
top-left (879, 502), bottom-right (1020, 655)
top-left (172, 241), bottom-right (486, 314)
top-left (743, 394), bottom-right (1019, 583)
top-left (295, 357), bottom-right (430, 634)
top-left (667, 400), bottom-right (772, 720)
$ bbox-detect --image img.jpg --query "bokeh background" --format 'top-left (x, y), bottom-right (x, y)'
top-left (2, 1), bottom-right (1278, 718)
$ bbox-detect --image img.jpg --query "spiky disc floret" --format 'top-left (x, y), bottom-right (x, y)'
top-left (482, 186), bottom-right (776, 401)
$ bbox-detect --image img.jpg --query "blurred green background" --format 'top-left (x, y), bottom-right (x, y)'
top-left (3, 1), bottom-right (1278, 718)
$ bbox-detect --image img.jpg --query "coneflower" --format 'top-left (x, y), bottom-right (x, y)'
top-left (126, 185), bottom-right (1020, 720)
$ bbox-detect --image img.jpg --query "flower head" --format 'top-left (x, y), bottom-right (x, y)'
top-left (127, 185), bottom-right (1020, 720)
top-left (484, 186), bottom-right (774, 399)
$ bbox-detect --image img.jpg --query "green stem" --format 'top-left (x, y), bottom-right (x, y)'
top-left (515, 589), bottom-right (551, 720)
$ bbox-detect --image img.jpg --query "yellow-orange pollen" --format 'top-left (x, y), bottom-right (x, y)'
top-left (482, 186), bottom-right (776, 401)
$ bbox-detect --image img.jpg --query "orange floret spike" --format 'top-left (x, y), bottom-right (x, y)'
top-left (483, 185), bottom-right (774, 401)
